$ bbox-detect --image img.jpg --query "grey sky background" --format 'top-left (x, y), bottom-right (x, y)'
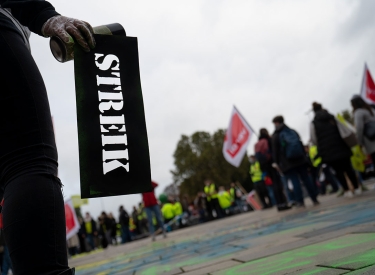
top-left (29, 0), bottom-right (375, 219)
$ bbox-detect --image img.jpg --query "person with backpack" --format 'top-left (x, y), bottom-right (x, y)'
top-left (255, 128), bottom-right (291, 211)
top-left (272, 116), bottom-right (319, 207)
top-left (351, 96), bottom-right (375, 165)
top-left (310, 102), bottom-right (360, 197)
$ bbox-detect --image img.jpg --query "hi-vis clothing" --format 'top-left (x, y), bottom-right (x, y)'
top-left (161, 203), bottom-right (175, 220)
top-left (218, 191), bottom-right (232, 209)
top-left (173, 202), bottom-right (183, 216)
top-left (204, 183), bottom-right (218, 201)
top-left (129, 218), bottom-right (136, 232)
top-left (204, 185), bottom-right (211, 201)
top-left (229, 187), bottom-right (235, 202)
top-left (309, 146), bottom-right (322, 168)
top-left (249, 161), bottom-right (263, 183)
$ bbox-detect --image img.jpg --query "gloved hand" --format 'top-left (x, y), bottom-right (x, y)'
top-left (42, 15), bottom-right (96, 53)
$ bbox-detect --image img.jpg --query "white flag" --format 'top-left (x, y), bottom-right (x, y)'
top-left (223, 106), bottom-right (254, 167)
top-left (360, 63), bottom-right (375, 105)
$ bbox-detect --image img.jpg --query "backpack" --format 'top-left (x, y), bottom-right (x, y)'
top-left (254, 139), bottom-right (271, 166)
top-left (279, 128), bottom-right (305, 159)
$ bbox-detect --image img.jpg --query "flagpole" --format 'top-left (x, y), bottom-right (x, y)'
top-left (232, 105), bottom-right (258, 138)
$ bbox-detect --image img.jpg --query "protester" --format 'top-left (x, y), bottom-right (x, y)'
top-left (351, 96), bottom-right (375, 164)
top-left (97, 217), bottom-right (108, 249)
top-left (67, 234), bottom-right (80, 257)
top-left (229, 183), bottom-right (244, 212)
top-left (131, 206), bottom-right (140, 235)
top-left (137, 203), bottom-right (149, 235)
top-left (217, 186), bottom-right (232, 215)
top-left (194, 192), bottom-right (207, 223)
top-left (310, 102), bottom-right (360, 197)
top-left (272, 116), bottom-right (320, 207)
top-left (249, 156), bottom-right (272, 209)
top-left (308, 145), bottom-right (340, 195)
top-left (161, 197), bottom-right (175, 224)
top-left (142, 181), bottom-right (166, 241)
top-left (119, 206), bottom-right (131, 244)
top-left (0, 0), bottom-right (95, 273)
top-left (204, 180), bottom-right (223, 218)
top-left (84, 212), bottom-right (98, 251)
top-left (108, 213), bottom-right (118, 245)
top-left (255, 128), bottom-right (291, 211)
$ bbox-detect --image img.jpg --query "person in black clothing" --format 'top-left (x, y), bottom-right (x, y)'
top-left (119, 206), bottom-right (132, 244)
top-left (310, 102), bottom-right (360, 197)
top-left (0, 1), bottom-right (95, 274)
top-left (255, 128), bottom-right (291, 211)
top-left (272, 116), bottom-right (319, 207)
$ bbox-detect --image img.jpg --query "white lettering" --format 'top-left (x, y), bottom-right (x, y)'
top-left (95, 54), bottom-right (120, 71)
top-left (101, 134), bottom-right (128, 146)
top-left (103, 160), bottom-right (129, 174)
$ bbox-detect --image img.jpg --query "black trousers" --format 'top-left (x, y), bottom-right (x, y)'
top-left (328, 158), bottom-right (359, 191)
top-left (0, 29), bottom-right (68, 274)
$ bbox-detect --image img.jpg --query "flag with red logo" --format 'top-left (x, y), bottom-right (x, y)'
top-left (223, 106), bottom-right (254, 167)
top-left (65, 199), bottom-right (80, 240)
top-left (360, 63), bottom-right (375, 104)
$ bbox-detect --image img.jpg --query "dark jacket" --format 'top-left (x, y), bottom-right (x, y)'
top-left (313, 110), bottom-right (352, 162)
top-left (119, 210), bottom-right (130, 227)
top-left (272, 124), bottom-right (307, 173)
top-left (0, 0), bottom-right (59, 36)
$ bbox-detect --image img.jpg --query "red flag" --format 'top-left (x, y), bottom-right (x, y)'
top-left (65, 199), bottom-right (80, 240)
top-left (360, 63), bottom-right (375, 104)
top-left (223, 106), bottom-right (254, 167)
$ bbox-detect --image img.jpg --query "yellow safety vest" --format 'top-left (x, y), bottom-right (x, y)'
top-left (85, 221), bottom-right (92, 234)
top-left (309, 146), bottom-right (322, 168)
top-left (250, 161), bottom-right (262, 183)
top-left (161, 203), bottom-right (175, 220)
top-left (210, 183), bottom-right (218, 199)
top-left (129, 218), bottom-right (136, 231)
top-left (173, 202), bottom-right (183, 216)
top-left (204, 185), bottom-right (211, 201)
top-left (218, 191), bottom-right (232, 209)
top-left (229, 187), bottom-right (235, 201)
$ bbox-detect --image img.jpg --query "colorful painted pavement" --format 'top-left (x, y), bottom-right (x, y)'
top-left (71, 186), bottom-right (375, 275)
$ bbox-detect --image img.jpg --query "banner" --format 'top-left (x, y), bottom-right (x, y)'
top-left (222, 106), bottom-right (254, 167)
top-left (65, 199), bottom-right (80, 240)
top-left (71, 195), bottom-right (88, 208)
top-left (360, 63), bottom-right (375, 105)
top-left (74, 34), bottom-right (152, 198)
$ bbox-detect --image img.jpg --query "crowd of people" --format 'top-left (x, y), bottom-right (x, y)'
top-left (247, 96), bottom-right (375, 211)
top-left (65, 96), bottom-right (375, 257)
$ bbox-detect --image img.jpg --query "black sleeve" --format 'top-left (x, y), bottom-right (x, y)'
top-left (272, 133), bottom-right (280, 164)
top-left (2, 0), bottom-right (60, 36)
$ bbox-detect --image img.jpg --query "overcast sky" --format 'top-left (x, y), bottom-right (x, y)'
top-left (30, 0), bottom-right (375, 219)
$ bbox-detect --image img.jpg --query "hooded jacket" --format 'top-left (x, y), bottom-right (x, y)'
top-left (0, 0), bottom-right (59, 36)
top-left (311, 110), bottom-right (352, 162)
top-left (272, 124), bottom-right (307, 173)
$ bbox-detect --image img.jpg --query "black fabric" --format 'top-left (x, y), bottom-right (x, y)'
top-left (0, 0), bottom-right (59, 36)
top-left (328, 158), bottom-right (359, 191)
top-left (272, 124), bottom-right (307, 173)
top-left (0, 29), bottom-right (68, 274)
top-left (313, 110), bottom-right (352, 163)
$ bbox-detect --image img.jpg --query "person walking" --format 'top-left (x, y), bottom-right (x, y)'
top-left (0, 0), bottom-right (95, 273)
top-left (310, 102), bottom-right (361, 197)
top-left (272, 116), bottom-right (319, 207)
top-left (255, 128), bottom-right (290, 211)
top-left (351, 96), bottom-right (375, 164)
top-left (142, 181), bottom-right (166, 241)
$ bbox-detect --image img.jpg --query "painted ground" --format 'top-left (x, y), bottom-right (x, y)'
top-left (70, 184), bottom-right (375, 275)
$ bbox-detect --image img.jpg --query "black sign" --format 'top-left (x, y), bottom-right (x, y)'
top-left (74, 34), bottom-right (152, 198)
